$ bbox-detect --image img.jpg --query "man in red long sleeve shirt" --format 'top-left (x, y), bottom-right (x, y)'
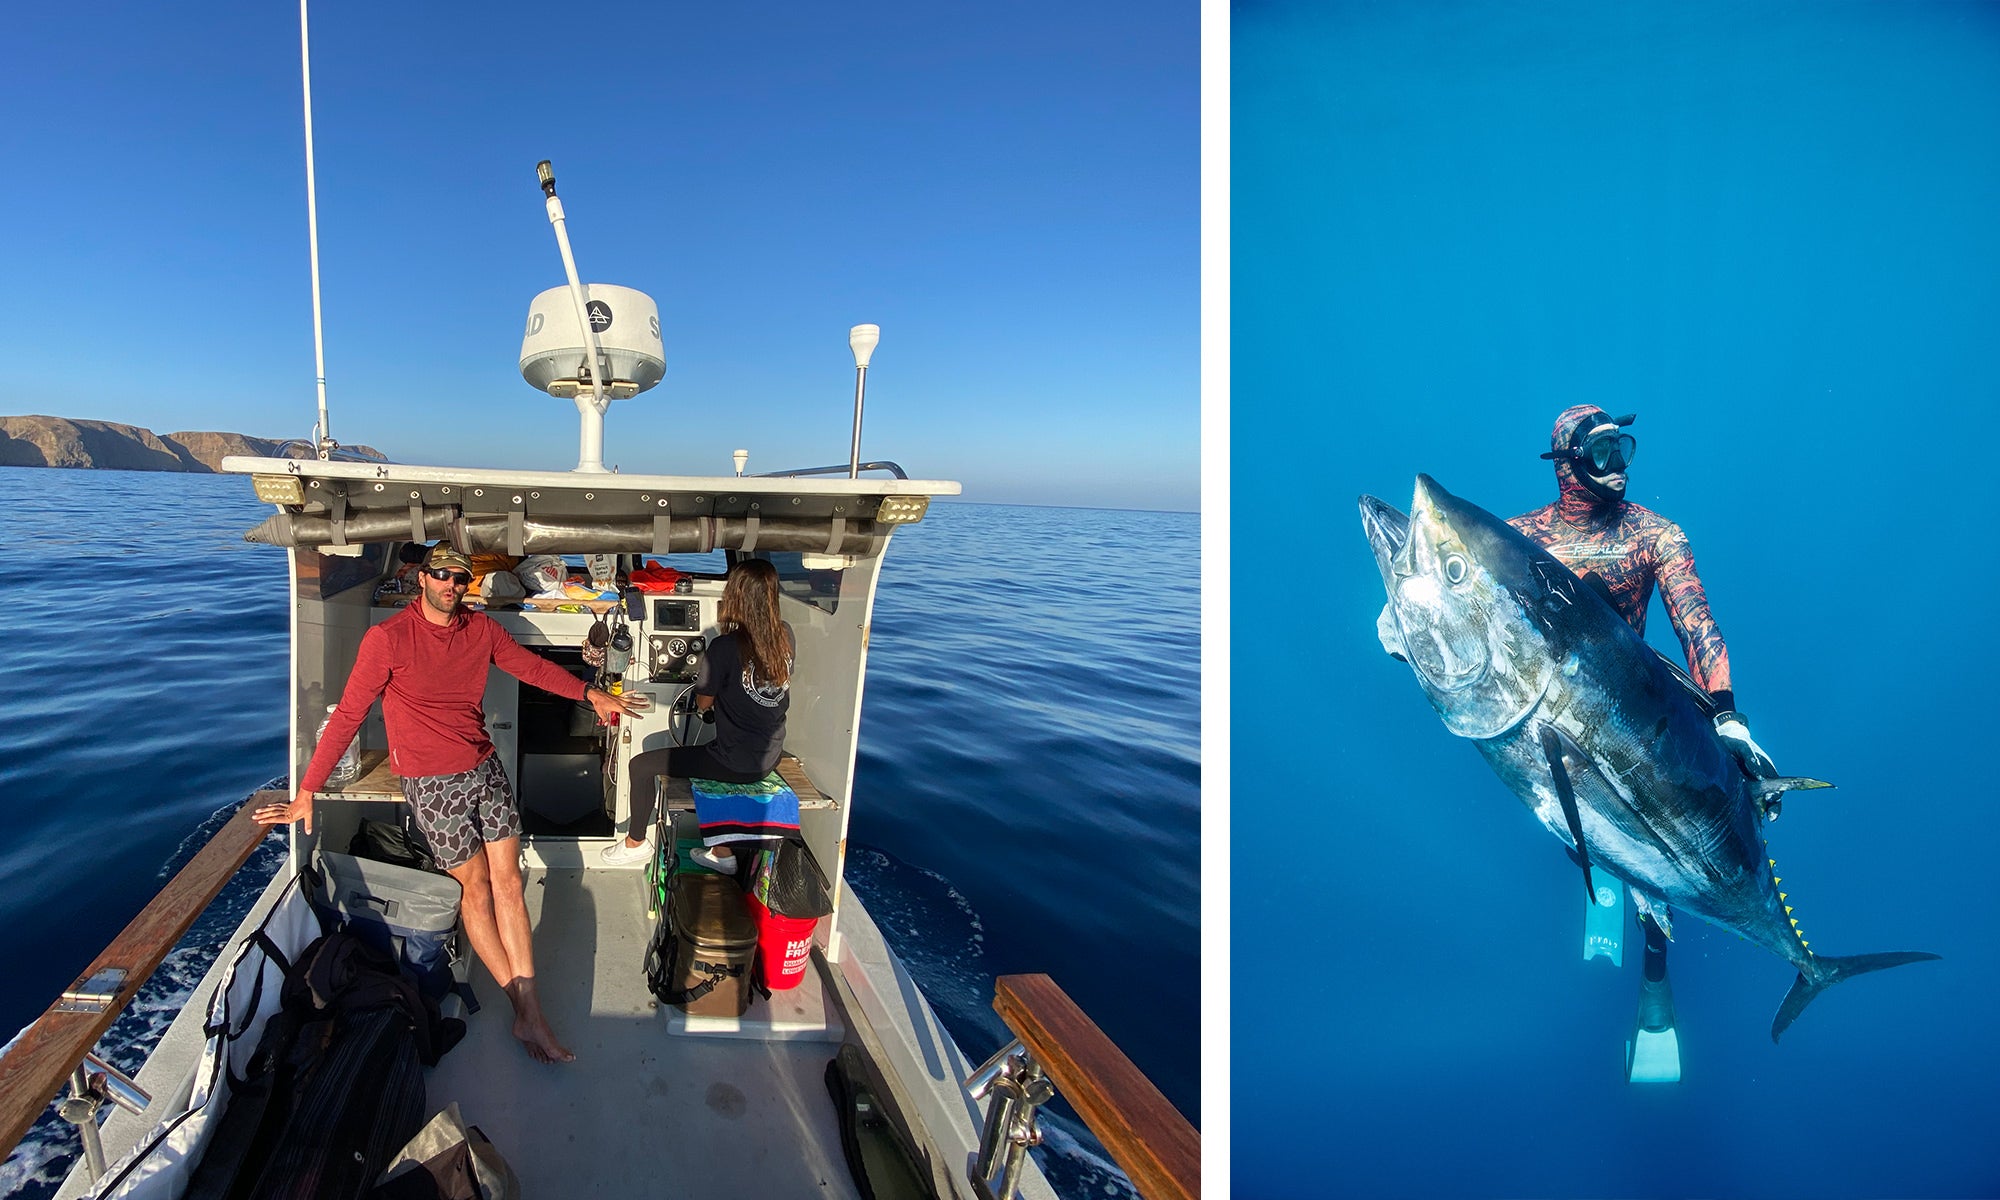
top-left (255, 544), bottom-right (636, 1064)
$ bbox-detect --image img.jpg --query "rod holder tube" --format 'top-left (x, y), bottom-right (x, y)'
top-left (83, 1051), bottom-right (152, 1116)
top-left (971, 1080), bottom-right (1018, 1194)
top-left (965, 1046), bottom-right (1052, 1200)
top-left (964, 1038), bottom-right (1025, 1100)
top-left (62, 1067), bottom-right (107, 1182)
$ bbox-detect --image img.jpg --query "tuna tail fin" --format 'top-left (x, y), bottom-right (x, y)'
top-left (1770, 951), bottom-right (1943, 1042)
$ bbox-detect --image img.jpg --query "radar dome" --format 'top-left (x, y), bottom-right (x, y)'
top-left (519, 283), bottom-right (665, 399)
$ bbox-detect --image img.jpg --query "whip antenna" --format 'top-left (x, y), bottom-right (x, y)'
top-left (299, 0), bottom-right (332, 459)
top-left (538, 161), bottom-right (611, 473)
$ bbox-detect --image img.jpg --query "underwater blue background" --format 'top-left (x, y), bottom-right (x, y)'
top-left (1235, 2), bottom-right (1999, 1196)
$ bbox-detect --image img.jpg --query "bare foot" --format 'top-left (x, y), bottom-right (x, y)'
top-left (513, 1013), bottom-right (575, 1064)
top-left (505, 978), bottom-right (575, 1064)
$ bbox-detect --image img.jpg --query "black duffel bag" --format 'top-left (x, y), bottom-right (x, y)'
top-left (749, 835), bottom-right (835, 919)
top-left (186, 932), bottom-right (465, 1200)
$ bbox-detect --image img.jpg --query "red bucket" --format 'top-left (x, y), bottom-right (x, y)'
top-left (745, 895), bottom-right (819, 991)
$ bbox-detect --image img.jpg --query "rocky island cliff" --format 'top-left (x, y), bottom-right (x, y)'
top-left (0, 416), bottom-right (383, 473)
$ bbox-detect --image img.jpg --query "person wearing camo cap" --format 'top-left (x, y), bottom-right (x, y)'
top-left (256, 542), bottom-right (638, 1064)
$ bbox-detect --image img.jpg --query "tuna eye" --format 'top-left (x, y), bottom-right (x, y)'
top-left (1444, 554), bottom-right (1468, 585)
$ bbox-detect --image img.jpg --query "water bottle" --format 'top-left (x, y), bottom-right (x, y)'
top-left (608, 627), bottom-right (633, 675)
top-left (318, 704), bottom-right (363, 787)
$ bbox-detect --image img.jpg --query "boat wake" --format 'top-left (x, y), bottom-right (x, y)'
top-left (0, 787), bottom-right (290, 1200)
top-left (843, 844), bottom-right (1139, 1200)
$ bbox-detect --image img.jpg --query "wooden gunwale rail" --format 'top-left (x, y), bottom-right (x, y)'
top-left (0, 794), bottom-right (278, 1160)
top-left (993, 973), bottom-right (1199, 1200)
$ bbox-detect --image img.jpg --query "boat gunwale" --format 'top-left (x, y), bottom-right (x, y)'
top-left (0, 798), bottom-right (276, 1167)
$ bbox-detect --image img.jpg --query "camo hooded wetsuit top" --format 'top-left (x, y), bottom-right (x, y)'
top-left (1508, 405), bottom-right (1733, 703)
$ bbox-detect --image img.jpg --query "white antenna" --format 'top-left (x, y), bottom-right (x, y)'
top-left (537, 161), bottom-right (612, 474)
top-left (847, 323), bottom-right (879, 478)
top-left (299, 0), bottom-right (332, 460)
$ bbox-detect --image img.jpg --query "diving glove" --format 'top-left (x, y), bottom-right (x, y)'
top-left (1376, 603), bottom-right (1408, 663)
top-left (1713, 709), bottom-right (1781, 819)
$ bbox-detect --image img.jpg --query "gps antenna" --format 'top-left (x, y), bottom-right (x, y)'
top-left (537, 160), bottom-right (613, 473)
top-left (848, 324), bottom-right (879, 478)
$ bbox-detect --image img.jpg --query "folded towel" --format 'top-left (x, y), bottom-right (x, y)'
top-left (693, 773), bottom-right (800, 846)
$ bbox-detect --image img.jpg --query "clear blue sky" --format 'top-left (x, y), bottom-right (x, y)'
top-left (1, 0), bottom-right (1199, 512)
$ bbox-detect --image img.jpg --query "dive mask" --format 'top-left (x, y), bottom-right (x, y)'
top-left (1541, 413), bottom-right (1637, 475)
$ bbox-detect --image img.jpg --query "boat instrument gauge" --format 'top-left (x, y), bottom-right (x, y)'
top-left (649, 633), bottom-right (706, 683)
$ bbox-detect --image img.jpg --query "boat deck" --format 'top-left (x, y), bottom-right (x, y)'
top-left (52, 844), bottom-right (868, 1199)
top-left (427, 847), bottom-right (862, 1197)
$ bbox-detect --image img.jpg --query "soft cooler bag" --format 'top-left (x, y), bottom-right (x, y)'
top-left (309, 850), bottom-right (464, 1002)
top-left (646, 872), bottom-right (758, 1017)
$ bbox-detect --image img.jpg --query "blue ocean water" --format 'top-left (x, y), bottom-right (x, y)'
top-left (0, 468), bottom-right (1198, 1198)
top-left (1236, 3), bottom-right (2000, 1197)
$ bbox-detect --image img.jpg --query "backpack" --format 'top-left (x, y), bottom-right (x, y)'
top-left (183, 932), bottom-right (463, 1200)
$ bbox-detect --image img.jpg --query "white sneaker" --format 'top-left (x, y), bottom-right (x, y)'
top-left (599, 837), bottom-right (653, 866)
top-left (688, 846), bottom-right (736, 874)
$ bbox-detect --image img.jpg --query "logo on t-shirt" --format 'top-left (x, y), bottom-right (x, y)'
top-left (741, 661), bottom-right (791, 708)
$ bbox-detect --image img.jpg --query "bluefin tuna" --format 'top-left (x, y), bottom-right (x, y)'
top-left (1360, 474), bottom-right (1937, 1040)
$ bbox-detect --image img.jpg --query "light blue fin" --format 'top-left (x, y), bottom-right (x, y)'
top-left (1583, 879), bottom-right (1623, 966)
top-left (1627, 1027), bottom-right (1681, 1084)
top-left (1627, 917), bottom-right (1681, 1083)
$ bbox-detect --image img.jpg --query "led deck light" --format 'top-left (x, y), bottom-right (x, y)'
top-left (252, 474), bottom-right (307, 505)
top-left (874, 495), bottom-right (929, 525)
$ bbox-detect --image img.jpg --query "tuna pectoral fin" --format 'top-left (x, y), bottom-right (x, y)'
top-left (1770, 951), bottom-right (1943, 1042)
top-left (1538, 725), bottom-right (1595, 901)
top-left (1753, 777), bottom-right (1833, 799)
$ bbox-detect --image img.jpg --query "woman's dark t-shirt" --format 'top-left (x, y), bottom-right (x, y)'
top-left (696, 625), bottom-right (792, 777)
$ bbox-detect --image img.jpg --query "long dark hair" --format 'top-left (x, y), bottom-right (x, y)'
top-left (718, 558), bottom-right (791, 686)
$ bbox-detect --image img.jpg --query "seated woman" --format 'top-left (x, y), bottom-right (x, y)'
top-left (601, 558), bottom-right (794, 870)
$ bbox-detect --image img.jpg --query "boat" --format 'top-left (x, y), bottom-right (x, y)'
top-left (0, 30), bottom-right (1199, 1195)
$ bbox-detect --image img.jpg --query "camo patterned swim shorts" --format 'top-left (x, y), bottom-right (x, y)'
top-left (399, 754), bottom-right (521, 870)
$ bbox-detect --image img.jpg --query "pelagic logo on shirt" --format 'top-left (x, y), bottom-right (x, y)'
top-left (741, 666), bottom-right (789, 708)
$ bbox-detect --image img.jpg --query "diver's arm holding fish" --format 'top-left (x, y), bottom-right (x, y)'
top-left (1650, 520), bottom-right (1784, 810)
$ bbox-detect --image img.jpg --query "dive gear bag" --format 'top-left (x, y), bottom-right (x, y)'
top-left (309, 850), bottom-right (466, 1006)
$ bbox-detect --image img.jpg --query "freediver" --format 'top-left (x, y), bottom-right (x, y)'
top-left (1509, 405), bottom-right (1780, 1080)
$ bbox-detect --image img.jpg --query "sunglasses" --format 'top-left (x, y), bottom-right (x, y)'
top-left (423, 567), bottom-right (474, 586)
